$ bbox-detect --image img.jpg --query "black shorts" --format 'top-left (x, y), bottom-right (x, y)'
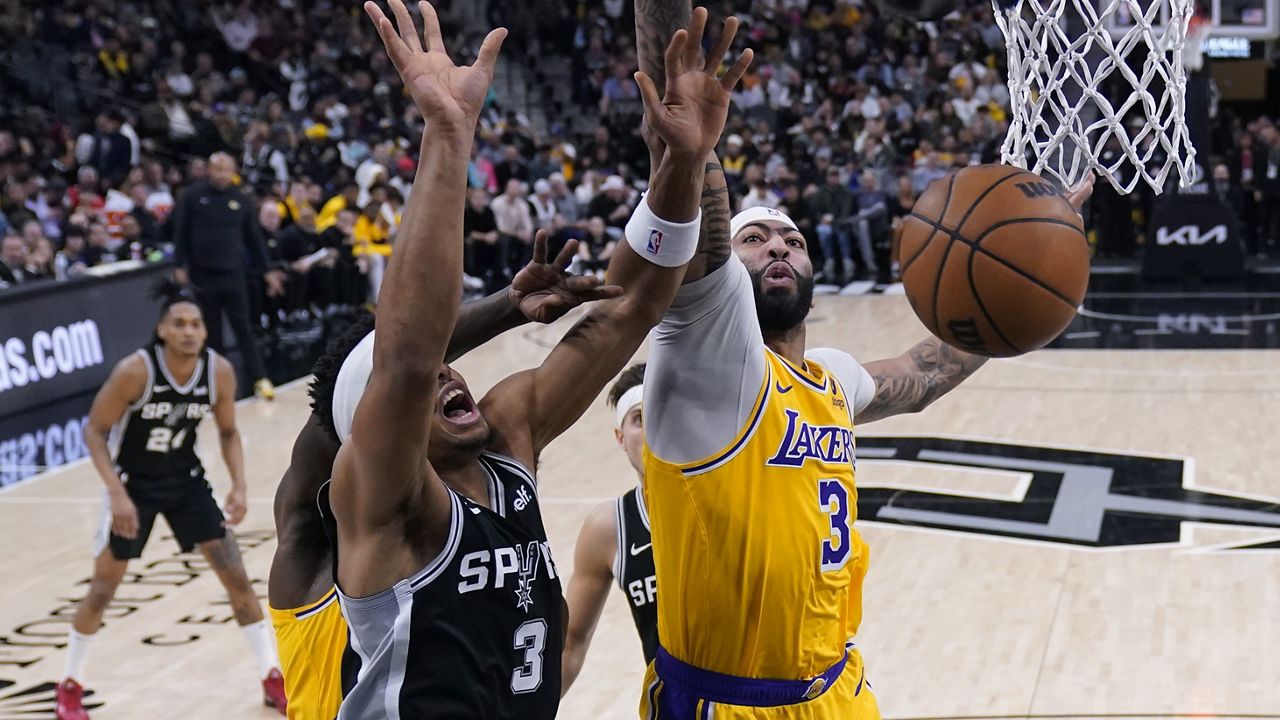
top-left (102, 471), bottom-right (226, 560)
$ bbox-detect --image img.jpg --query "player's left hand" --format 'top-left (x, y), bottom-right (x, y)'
top-left (1066, 173), bottom-right (1095, 216)
top-left (508, 230), bottom-right (623, 324)
top-left (223, 487), bottom-right (248, 527)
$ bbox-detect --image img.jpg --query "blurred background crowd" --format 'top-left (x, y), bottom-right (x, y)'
top-left (2, 0), bottom-right (1278, 374)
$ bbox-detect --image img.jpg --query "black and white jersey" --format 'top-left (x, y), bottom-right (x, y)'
top-left (615, 486), bottom-right (659, 664)
top-left (328, 451), bottom-right (564, 720)
top-left (111, 345), bottom-right (216, 480)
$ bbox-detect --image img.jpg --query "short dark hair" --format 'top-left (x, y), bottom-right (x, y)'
top-left (606, 363), bottom-right (646, 409)
top-left (309, 313), bottom-right (376, 443)
top-left (149, 277), bottom-right (202, 345)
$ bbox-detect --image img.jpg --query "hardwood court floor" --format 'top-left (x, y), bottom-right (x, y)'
top-left (3, 295), bottom-right (1280, 719)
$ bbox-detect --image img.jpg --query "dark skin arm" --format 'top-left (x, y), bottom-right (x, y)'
top-left (637, 0), bottom-right (733, 284)
top-left (268, 417), bottom-right (340, 609)
top-left (480, 12), bottom-right (753, 467)
top-left (331, 1), bottom-right (505, 597)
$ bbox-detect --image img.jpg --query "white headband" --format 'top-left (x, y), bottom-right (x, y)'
top-left (730, 206), bottom-right (799, 239)
top-left (614, 384), bottom-right (644, 428)
top-left (331, 330), bottom-right (376, 444)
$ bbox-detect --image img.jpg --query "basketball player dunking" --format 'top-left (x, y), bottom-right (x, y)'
top-left (632, 7), bottom-right (1097, 702)
top-left (323, 2), bottom-right (748, 716)
top-left (561, 364), bottom-right (657, 695)
top-left (55, 282), bottom-right (286, 720)
top-left (268, 243), bottom-right (626, 720)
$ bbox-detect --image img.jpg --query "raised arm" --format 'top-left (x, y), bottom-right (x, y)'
top-left (331, 0), bottom-right (504, 593)
top-left (637, 0), bottom-right (732, 284)
top-left (560, 500), bottom-right (619, 696)
top-left (480, 11), bottom-right (752, 461)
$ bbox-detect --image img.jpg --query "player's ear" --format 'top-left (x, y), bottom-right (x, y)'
top-left (614, 429), bottom-right (624, 447)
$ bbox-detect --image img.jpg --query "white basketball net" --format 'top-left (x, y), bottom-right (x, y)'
top-left (994, 0), bottom-right (1198, 194)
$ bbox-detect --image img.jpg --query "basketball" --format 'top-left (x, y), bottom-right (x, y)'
top-left (898, 164), bottom-right (1090, 358)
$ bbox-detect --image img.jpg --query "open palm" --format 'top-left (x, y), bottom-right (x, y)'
top-left (635, 8), bottom-right (754, 158)
top-left (364, 0), bottom-right (505, 128)
top-left (510, 231), bottom-right (623, 324)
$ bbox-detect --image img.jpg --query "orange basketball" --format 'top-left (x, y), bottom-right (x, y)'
top-left (898, 164), bottom-right (1090, 358)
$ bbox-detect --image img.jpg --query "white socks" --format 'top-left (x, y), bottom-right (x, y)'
top-left (64, 629), bottom-right (95, 684)
top-left (240, 620), bottom-right (280, 679)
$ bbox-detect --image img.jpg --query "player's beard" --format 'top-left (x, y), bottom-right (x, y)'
top-left (750, 267), bottom-right (815, 334)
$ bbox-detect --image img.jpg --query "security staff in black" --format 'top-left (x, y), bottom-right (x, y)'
top-left (56, 286), bottom-right (289, 720)
top-left (171, 151), bottom-right (283, 397)
top-left (322, 452), bottom-right (564, 719)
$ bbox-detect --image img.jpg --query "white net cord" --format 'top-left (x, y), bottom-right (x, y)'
top-left (993, 0), bottom-right (1198, 195)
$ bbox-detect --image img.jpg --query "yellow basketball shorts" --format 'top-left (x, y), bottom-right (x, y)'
top-left (269, 589), bottom-right (346, 720)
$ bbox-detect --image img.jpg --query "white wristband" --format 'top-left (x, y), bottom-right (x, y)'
top-left (625, 195), bottom-right (701, 268)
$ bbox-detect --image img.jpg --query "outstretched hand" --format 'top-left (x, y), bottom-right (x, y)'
top-left (634, 7), bottom-right (753, 159)
top-left (364, 0), bottom-right (506, 131)
top-left (509, 230), bottom-right (623, 325)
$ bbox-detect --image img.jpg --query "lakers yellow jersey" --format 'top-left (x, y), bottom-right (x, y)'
top-left (269, 589), bottom-right (347, 720)
top-left (644, 349), bottom-right (870, 680)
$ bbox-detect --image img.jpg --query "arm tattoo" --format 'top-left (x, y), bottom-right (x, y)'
top-left (698, 161), bottom-right (732, 272)
top-left (859, 338), bottom-right (987, 422)
top-left (445, 290), bottom-right (523, 363)
top-left (635, 0), bottom-right (692, 95)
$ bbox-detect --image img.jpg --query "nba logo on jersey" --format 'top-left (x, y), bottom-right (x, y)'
top-left (646, 229), bottom-right (663, 255)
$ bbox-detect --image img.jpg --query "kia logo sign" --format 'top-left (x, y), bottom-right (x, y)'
top-left (1155, 224), bottom-right (1228, 246)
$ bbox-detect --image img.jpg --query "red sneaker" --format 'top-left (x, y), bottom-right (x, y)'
top-left (56, 679), bottom-right (90, 720)
top-left (262, 668), bottom-right (288, 715)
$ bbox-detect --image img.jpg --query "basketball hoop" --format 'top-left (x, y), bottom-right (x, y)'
top-left (993, 0), bottom-right (1198, 195)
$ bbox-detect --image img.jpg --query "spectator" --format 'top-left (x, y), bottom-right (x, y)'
top-left (549, 173), bottom-right (582, 224)
top-left (76, 108), bottom-right (134, 185)
top-left (464, 187), bottom-right (502, 292)
top-left (317, 182), bottom-right (359, 232)
top-left (739, 179), bottom-right (782, 212)
top-left (0, 234), bottom-right (28, 287)
top-left (490, 179), bottom-right (535, 272)
top-left (587, 175), bottom-right (633, 230)
top-left (530, 179), bottom-right (558, 233)
top-left (278, 205), bottom-right (339, 318)
top-left (54, 228), bottom-right (92, 280)
top-left (353, 199), bottom-right (392, 303)
top-left (810, 167), bottom-right (855, 283)
top-left (851, 171), bottom-right (890, 282)
top-left (172, 152), bottom-right (283, 399)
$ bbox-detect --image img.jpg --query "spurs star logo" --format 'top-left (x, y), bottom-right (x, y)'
top-left (514, 541), bottom-right (540, 612)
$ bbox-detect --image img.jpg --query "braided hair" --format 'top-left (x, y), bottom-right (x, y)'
top-left (309, 313), bottom-right (376, 443)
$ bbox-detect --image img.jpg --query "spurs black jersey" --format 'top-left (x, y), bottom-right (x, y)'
top-left (325, 451), bottom-right (564, 720)
top-left (111, 345), bottom-right (216, 479)
top-left (615, 486), bottom-right (659, 663)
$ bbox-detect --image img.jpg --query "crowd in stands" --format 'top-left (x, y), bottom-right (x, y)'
top-left (2, 0), bottom-right (1278, 309)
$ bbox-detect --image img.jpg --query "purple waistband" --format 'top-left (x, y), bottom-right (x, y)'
top-left (654, 645), bottom-right (849, 707)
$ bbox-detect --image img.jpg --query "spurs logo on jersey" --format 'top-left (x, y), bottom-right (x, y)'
top-left (457, 539), bottom-right (558, 612)
top-left (111, 345), bottom-right (216, 478)
top-left (327, 451), bottom-right (564, 719)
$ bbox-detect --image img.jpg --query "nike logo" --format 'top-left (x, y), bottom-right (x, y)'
top-left (629, 542), bottom-right (652, 556)
top-left (775, 382), bottom-right (793, 394)
top-left (153, 385), bottom-right (171, 392)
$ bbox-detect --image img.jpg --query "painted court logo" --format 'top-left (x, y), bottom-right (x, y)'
top-left (856, 437), bottom-right (1280, 549)
top-left (646, 229), bottom-right (663, 255)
